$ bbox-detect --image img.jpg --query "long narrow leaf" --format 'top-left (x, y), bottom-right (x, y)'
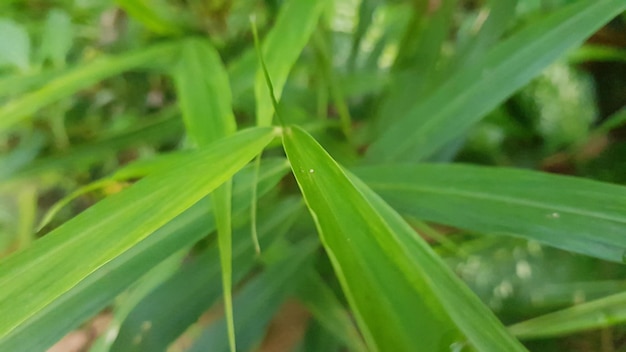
top-left (283, 126), bottom-right (525, 351)
top-left (366, 0), bottom-right (626, 162)
top-left (173, 37), bottom-right (239, 351)
top-left (254, 0), bottom-right (327, 126)
top-left (111, 196), bottom-right (302, 351)
top-left (356, 164), bottom-right (626, 263)
top-left (0, 127), bottom-right (277, 341)
top-left (0, 42), bottom-right (178, 133)
top-left (509, 291), bottom-right (626, 339)
top-left (0, 158), bottom-right (289, 351)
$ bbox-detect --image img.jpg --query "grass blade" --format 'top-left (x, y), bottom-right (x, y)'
top-left (366, 0), bottom-right (626, 162)
top-left (509, 291), bottom-right (626, 339)
top-left (115, 0), bottom-right (185, 35)
top-left (356, 163), bottom-right (626, 263)
top-left (189, 238), bottom-right (317, 352)
top-left (254, 0), bottom-right (327, 126)
top-left (296, 271), bottom-right (368, 352)
top-left (0, 159), bottom-right (289, 351)
top-left (283, 126), bottom-right (525, 351)
top-left (111, 196), bottom-right (302, 351)
top-left (173, 38), bottom-right (239, 352)
top-left (0, 41), bottom-right (178, 134)
top-left (0, 127), bottom-right (277, 341)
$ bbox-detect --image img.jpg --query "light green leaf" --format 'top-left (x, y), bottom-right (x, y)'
top-left (0, 41), bottom-right (178, 134)
top-left (283, 126), bottom-right (525, 351)
top-left (0, 127), bottom-right (277, 342)
top-left (509, 291), bottom-right (626, 339)
top-left (115, 0), bottom-right (185, 35)
top-left (174, 39), bottom-right (236, 145)
top-left (0, 158), bottom-right (290, 351)
top-left (356, 164), bottom-right (626, 263)
top-left (0, 18), bottom-right (30, 71)
top-left (189, 238), bottom-right (317, 352)
top-left (254, 0), bottom-right (327, 126)
top-left (173, 37), bottom-right (239, 351)
top-left (40, 9), bottom-right (73, 67)
top-left (296, 271), bottom-right (368, 352)
top-left (111, 196), bottom-right (302, 351)
top-left (366, 0), bottom-right (626, 162)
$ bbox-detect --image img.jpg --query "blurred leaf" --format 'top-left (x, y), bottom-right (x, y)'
top-left (296, 271), bottom-right (367, 352)
top-left (111, 196), bottom-right (302, 351)
top-left (0, 41), bottom-right (178, 134)
top-left (39, 9), bottom-right (73, 67)
top-left (254, 0), bottom-right (327, 126)
top-left (0, 158), bottom-right (290, 351)
top-left (2, 109), bottom-right (181, 184)
top-left (356, 164), bottom-right (626, 263)
top-left (367, 0), bottom-right (626, 162)
top-left (0, 127), bottom-right (276, 344)
top-left (115, 0), bottom-right (185, 35)
top-left (568, 45), bottom-right (626, 63)
top-left (188, 238), bottom-right (317, 352)
top-left (174, 39), bottom-right (236, 145)
top-left (0, 18), bottom-right (30, 71)
top-left (173, 37), bottom-right (239, 351)
top-left (509, 291), bottom-right (626, 339)
top-left (283, 126), bottom-right (525, 351)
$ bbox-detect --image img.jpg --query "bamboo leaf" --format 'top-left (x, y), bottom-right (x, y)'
top-left (254, 0), bottom-right (327, 126)
top-left (0, 42), bottom-right (178, 134)
top-left (366, 0), bottom-right (626, 162)
top-left (115, 0), bottom-right (185, 35)
top-left (509, 291), bottom-right (626, 339)
top-left (173, 37), bottom-right (239, 351)
top-left (0, 127), bottom-right (277, 342)
top-left (174, 39), bottom-right (236, 145)
top-left (188, 238), bottom-right (317, 352)
top-left (0, 158), bottom-right (289, 351)
top-left (356, 164), bottom-right (626, 263)
top-left (111, 196), bottom-right (302, 351)
top-left (296, 271), bottom-right (368, 352)
top-left (283, 126), bottom-right (525, 351)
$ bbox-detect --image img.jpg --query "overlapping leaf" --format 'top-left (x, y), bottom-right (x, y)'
top-left (0, 127), bottom-right (277, 343)
top-left (366, 0), bottom-right (626, 162)
top-left (356, 163), bottom-right (626, 262)
top-left (283, 126), bottom-right (525, 351)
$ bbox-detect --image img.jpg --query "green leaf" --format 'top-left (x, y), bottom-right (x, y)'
top-left (356, 164), bottom-right (626, 263)
top-left (366, 0), bottom-right (626, 162)
top-left (0, 158), bottom-right (290, 351)
top-left (111, 196), bottom-right (302, 351)
top-left (174, 39), bottom-right (236, 145)
top-left (39, 9), bottom-right (73, 67)
top-left (509, 291), bottom-right (626, 339)
top-left (0, 18), bottom-right (30, 71)
top-left (115, 0), bottom-right (185, 35)
top-left (0, 127), bottom-right (277, 342)
top-left (254, 0), bottom-right (327, 126)
top-left (283, 126), bottom-right (525, 351)
top-left (296, 271), bottom-right (367, 352)
top-left (173, 37), bottom-right (239, 351)
top-left (189, 238), bottom-right (317, 352)
top-left (0, 41), bottom-right (178, 134)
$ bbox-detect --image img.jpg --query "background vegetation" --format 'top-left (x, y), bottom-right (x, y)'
top-left (1, 0), bottom-right (626, 351)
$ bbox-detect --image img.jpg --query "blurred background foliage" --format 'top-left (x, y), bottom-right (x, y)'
top-left (0, 0), bottom-right (625, 351)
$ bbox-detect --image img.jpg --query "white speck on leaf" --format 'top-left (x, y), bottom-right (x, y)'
top-left (309, 169), bottom-right (315, 173)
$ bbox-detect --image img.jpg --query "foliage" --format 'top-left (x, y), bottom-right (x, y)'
top-left (0, 0), bottom-right (625, 351)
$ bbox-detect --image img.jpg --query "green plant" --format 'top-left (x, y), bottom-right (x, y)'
top-left (1, 0), bottom-right (626, 351)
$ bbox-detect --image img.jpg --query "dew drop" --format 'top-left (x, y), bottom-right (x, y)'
top-left (309, 168), bottom-right (315, 173)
